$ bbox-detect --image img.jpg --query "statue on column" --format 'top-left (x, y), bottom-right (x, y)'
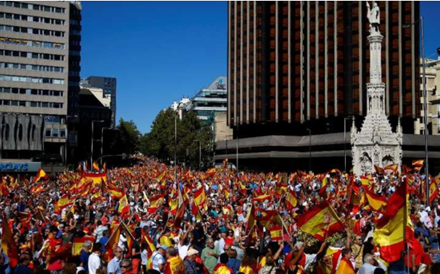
top-left (366, 2), bottom-right (380, 34)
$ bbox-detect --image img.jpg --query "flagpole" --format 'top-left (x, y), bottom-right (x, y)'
top-left (403, 179), bottom-right (410, 274)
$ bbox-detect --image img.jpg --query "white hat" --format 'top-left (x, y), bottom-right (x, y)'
top-left (187, 249), bottom-right (199, 256)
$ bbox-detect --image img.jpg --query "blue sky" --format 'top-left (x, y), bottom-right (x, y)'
top-left (81, 1), bottom-right (439, 134)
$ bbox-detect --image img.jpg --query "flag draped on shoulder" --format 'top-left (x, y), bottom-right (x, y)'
top-left (296, 201), bottom-right (344, 241)
top-left (335, 257), bottom-right (355, 274)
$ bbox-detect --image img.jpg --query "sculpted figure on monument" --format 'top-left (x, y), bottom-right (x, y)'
top-left (366, 2), bottom-right (380, 33)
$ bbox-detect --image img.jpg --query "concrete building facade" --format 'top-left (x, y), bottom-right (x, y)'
top-left (0, 1), bottom-right (82, 163)
top-left (81, 76), bottom-right (117, 128)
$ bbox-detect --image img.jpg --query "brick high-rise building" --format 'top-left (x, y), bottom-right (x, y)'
top-left (217, 1), bottom-right (440, 173)
top-left (227, 1), bottom-right (420, 137)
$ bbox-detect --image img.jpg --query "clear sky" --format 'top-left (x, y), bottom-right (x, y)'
top-left (80, 1), bottom-right (440, 134)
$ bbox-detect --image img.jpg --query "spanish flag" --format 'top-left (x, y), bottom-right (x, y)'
top-left (72, 236), bottom-right (94, 256)
top-left (224, 188), bottom-right (231, 199)
top-left (192, 203), bottom-right (203, 222)
top-left (373, 182), bottom-right (411, 263)
top-left (34, 168), bottom-right (48, 182)
top-left (58, 195), bottom-right (76, 209)
top-left (169, 198), bottom-right (178, 215)
top-left (194, 187), bottom-right (206, 207)
top-left (2, 214), bottom-right (18, 267)
top-left (252, 194), bottom-right (272, 202)
top-left (318, 175), bottom-right (328, 196)
top-left (429, 181), bottom-right (439, 203)
top-left (206, 167), bottom-right (217, 177)
top-left (360, 176), bottom-right (372, 188)
top-left (213, 263), bottom-right (232, 274)
top-left (384, 164), bottom-right (399, 174)
top-left (285, 189), bottom-right (297, 209)
top-left (374, 165), bottom-right (384, 174)
top-left (148, 195), bottom-right (164, 214)
top-left (364, 188), bottom-right (387, 213)
top-left (157, 170), bottom-right (166, 182)
top-left (107, 184), bottom-right (124, 199)
top-left (412, 159), bottom-right (425, 167)
top-left (335, 257), bottom-right (355, 274)
top-left (269, 225), bottom-right (283, 241)
top-left (296, 201), bottom-right (344, 241)
top-left (105, 223), bottom-right (121, 261)
top-left (118, 194), bottom-right (130, 217)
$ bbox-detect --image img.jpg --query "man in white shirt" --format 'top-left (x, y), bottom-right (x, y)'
top-left (357, 254), bottom-right (387, 274)
top-left (152, 246), bottom-right (166, 274)
top-left (217, 231), bottom-right (227, 254)
top-left (88, 243), bottom-right (102, 274)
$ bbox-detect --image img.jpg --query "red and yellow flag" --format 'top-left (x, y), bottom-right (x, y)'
top-left (269, 225), bottom-right (283, 241)
top-left (285, 189), bottom-right (297, 209)
top-left (335, 257), bottom-right (355, 274)
top-left (429, 181), bottom-right (439, 203)
top-left (118, 194), bottom-right (130, 217)
top-left (373, 182), bottom-right (412, 263)
top-left (72, 236), bottom-right (94, 256)
top-left (105, 223), bottom-right (121, 261)
top-left (58, 195), bottom-right (76, 209)
top-left (148, 195), bottom-right (165, 214)
top-left (384, 164), bottom-right (398, 174)
top-left (34, 167), bottom-right (48, 182)
top-left (194, 187), bottom-right (206, 207)
top-left (296, 201), bottom-right (344, 241)
top-left (364, 188), bottom-right (387, 213)
top-left (2, 215), bottom-right (18, 267)
top-left (252, 194), bottom-right (272, 202)
top-left (412, 159), bottom-right (425, 167)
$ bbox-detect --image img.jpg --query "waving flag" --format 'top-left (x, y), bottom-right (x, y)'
top-left (285, 189), bottom-right (298, 209)
top-left (194, 187), bottom-right (206, 207)
top-left (364, 188), bottom-right (387, 212)
top-left (34, 168), bottom-right (48, 182)
top-left (58, 195), bottom-right (76, 209)
top-left (118, 194), bottom-right (130, 217)
top-left (429, 181), bottom-right (439, 203)
top-left (105, 223), bottom-right (121, 261)
top-left (296, 201), bottom-right (344, 241)
top-left (2, 215), bottom-right (18, 267)
top-left (92, 161), bottom-right (99, 171)
top-left (374, 182), bottom-right (412, 263)
top-left (335, 257), bottom-right (355, 274)
top-left (269, 225), bottom-right (283, 241)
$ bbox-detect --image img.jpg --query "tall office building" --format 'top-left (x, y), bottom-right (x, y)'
top-left (82, 76), bottom-right (117, 128)
top-left (218, 1), bottom-right (440, 173)
top-left (0, 1), bottom-right (81, 166)
top-left (227, 1), bottom-right (420, 137)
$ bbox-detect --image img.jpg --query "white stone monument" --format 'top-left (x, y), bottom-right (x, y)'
top-left (351, 1), bottom-right (403, 175)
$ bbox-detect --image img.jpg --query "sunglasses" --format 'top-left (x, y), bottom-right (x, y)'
top-left (121, 265), bottom-right (130, 268)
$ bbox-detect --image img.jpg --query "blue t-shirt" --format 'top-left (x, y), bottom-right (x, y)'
top-left (80, 250), bottom-right (90, 272)
top-left (99, 236), bottom-right (109, 253)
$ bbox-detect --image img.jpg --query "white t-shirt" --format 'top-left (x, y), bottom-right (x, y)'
top-left (88, 253), bottom-right (101, 274)
top-left (178, 243), bottom-right (189, 260)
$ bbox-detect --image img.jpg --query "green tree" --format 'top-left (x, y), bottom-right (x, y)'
top-left (111, 118), bottom-right (141, 155)
top-left (141, 109), bottom-right (214, 169)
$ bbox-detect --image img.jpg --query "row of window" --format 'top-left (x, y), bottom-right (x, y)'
top-left (0, 2), bottom-right (65, 14)
top-left (0, 99), bottom-right (63, 109)
top-left (0, 74), bottom-right (64, 85)
top-left (0, 12), bottom-right (65, 25)
top-left (0, 87), bottom-right (63, 97)
top-left (0, 49), bottom-right (65, 61)
top-left (0, 37), bottom-right (65, 49)
top-left (0, 62), bottom-right (64, 73)
top-left (45, 128), bottom-right (67, 138)
top-left (0, 24), bottom-right (65, 38)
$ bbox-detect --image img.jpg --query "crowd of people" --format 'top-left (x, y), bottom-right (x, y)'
top-left (1, 156), bottom-right (440, 274)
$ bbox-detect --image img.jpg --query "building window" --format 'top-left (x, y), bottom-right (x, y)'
top-left (0, 74), bottom-right (64, 85)
top-left (52, 128), bottom-right (59, 137)
top-left (45, 129), bottom-right (51, 137)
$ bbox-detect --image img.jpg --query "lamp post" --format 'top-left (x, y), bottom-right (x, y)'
top-left (100, 127), bottom-right (111, 166)
top-left (307, 128), bottom-right (311, 172)
top-left (344, 116), bottom-right (353, 172)
top-left (91, 120), bottom-right (104, 168)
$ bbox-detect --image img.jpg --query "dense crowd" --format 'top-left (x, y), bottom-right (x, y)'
top-left (1, 156), bottom-right (440, 274)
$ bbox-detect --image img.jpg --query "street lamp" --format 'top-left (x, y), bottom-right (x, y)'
top-left (344, 116), bottom-right (353, 172)
top-left (307, 128), bottom-right (311, 172)
top-left (91, 120), bottom-right (104, 168)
